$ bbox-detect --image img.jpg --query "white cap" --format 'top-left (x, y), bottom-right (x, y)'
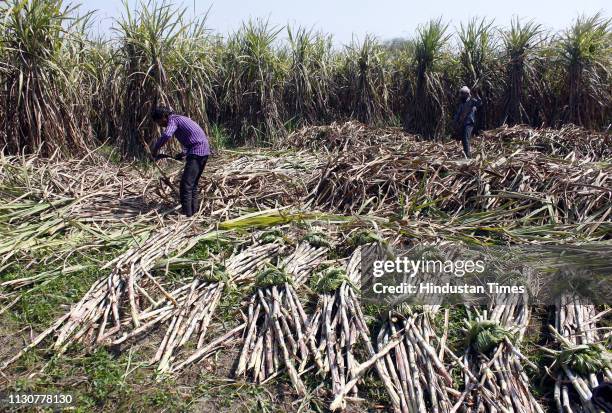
top-left (460, 86), bottom-right (470, 94)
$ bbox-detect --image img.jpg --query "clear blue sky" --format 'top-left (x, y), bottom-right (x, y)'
top-left (85, 0), bottom-right (609, 45)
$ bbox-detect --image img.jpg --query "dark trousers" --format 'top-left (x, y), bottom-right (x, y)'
top-left (462, 125), bottom-right (474, 158)
top-left (180, 155), bottom-right (208, 217)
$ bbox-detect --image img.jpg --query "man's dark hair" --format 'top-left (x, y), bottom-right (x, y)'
top-left (151, 106), bottom-right (174, 121)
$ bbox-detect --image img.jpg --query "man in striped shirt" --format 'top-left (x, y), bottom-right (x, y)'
top-left (150, 107), bottom-right (210, 217)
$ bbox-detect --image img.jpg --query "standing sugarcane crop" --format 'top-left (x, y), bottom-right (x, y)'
top-left (453, 86), bottom-right (483, 159)
top-left (150, 106), bottom-right (211, 217)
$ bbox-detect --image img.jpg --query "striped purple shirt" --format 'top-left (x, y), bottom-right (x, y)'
top-left (152, 114), bottom-right (210, 156)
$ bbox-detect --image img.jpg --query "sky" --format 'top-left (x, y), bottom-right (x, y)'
top-left (84, 0), bottom-right (609, 45)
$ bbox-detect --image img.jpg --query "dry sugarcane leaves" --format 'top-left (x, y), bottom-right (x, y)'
top-left (305, 145), bottom-right (611, 225)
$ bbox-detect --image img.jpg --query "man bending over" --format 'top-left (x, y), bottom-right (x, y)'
top-left (150, 106), bottom-right (210, 217)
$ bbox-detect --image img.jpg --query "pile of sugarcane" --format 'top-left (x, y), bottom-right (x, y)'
top-left (235, 265), bottom-right (310, 392)
top-left (281, 121), bottom-right (612, 164)
top-left (195, 152), bottom-right (322, 218)
top-left (375, 305), bottom-right (457, 413)
top-left (545, 294), bottom-right (612, 413)
top-left (457, 293), bottom-right (543, 413)
top-left (225, 229), bottom-right (291, 282)
top-left (234, 235), bottom-right (329, 390)
top-left (0, 151), bottom-right (171, 225)
top-left (76, 228), bottom-right (290, 376)
top-left (142, 276), bottom-right (226, 375)
top-left (1, 208), bottom-right (332, 376)
top-left (0, 151), bottom-right (176, 273)
top-left (371, 243), bottom-right (464, 413)
top-left (282, 233), bottom-right (331, 285)
top-left (154, 230), bottom-right (292, 374)
top-left (306, 148), bottom-right (611, 226)
top-left (304, 243), bottom-right (403, 410)
top-left (88, 267), bottom-right (242, 377)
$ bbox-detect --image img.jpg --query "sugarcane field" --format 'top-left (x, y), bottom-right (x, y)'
top-left (0, 0), bottom-right (611, 412)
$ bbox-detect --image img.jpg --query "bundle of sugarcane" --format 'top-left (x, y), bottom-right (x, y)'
top-left (234, 265), bottom-right (310, 393)
top-left (282, 232), bottom-right (332, 285)
top-left (305, 243), bottom-right (404, 411)
top-left (363, 242), bottom-right (457, 413)
top-left (232, 230), bottom-right (329, 389)
top-left (108, 275), bottom-right (221, 350)
top-left (456, 293), bottom-right (543, 413)
top-left (375, 305), bottom-right (456, 413)
top-left (306, 148), bottom-right (611, 226)
top-left (151, 273), bottom-right (227, 375)
top-left (117, 274), bottom-right (234, 376)
top-left (545, 294), bottom-right (612, 413)
top-left (0, 222), bottom-right (209, 370)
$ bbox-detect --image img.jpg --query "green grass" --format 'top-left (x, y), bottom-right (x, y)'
top-left (192, 373), bottom-right (281, 412)
top-left (10, 266), bottom-right (102, 328)
top-left (2, 247), bottom-right (124, 328)
top-left (208, 123), bottom-right (233, 150)
top-left (4, 347), bottom-right (189, 412)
